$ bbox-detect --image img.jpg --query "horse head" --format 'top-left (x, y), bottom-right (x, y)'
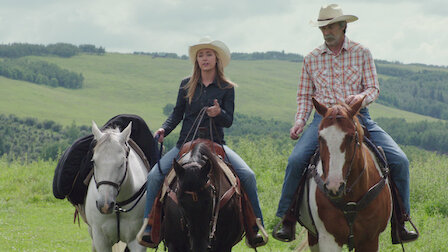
top-left (312, 97), bottom-right (365, 199)
top-left (91, 121), bottom-right (132, 214)
top-left (172, 143), bottom-right (217, 252)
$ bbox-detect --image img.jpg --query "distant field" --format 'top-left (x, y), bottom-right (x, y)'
top-left (0, 53), bottom-right (440, 128)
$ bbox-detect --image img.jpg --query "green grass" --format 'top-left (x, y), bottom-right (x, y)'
top-left (1, 141), bottom-right (446, 251)
top-left (0, 53), bottom-right (440, 128)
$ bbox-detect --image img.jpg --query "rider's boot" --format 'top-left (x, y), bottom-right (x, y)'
top-left (273, 216), bottom-right (296, 242)
top-left (391, 214), bottom-right (419, 244)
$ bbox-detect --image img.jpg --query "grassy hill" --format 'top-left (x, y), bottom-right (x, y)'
top-left (0, 53), bottom-right (441, 129)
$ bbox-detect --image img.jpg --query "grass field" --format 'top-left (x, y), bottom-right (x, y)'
top-left (0, 53), bottom-right (440, 129)
top-left (1, 138), bottom-right (446, 251)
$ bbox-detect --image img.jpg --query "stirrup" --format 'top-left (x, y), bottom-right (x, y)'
top-left (245, 218), bottom-right (268, 248)
top-left (136, 218), bottom-right (158, 248)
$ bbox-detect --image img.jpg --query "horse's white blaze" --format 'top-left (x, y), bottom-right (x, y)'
top-left (320, 125), bottom-right (346, 193)
top-left (309, 161), bottom-right (342, 251)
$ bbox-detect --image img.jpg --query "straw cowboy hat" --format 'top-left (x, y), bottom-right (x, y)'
top-left (189, 37), bottom-right (231, 68)
top-left (310, 4), bottom-right (358, 27)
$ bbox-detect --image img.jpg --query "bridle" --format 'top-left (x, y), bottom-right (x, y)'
top-left (93, 142), bottom-right (148, 243)
top-left (320, 115), bottom-right (365, 197)
top-left (93, 143), bottom-right (130, 192)
top-left (175, 160), bottom-right (219, 251)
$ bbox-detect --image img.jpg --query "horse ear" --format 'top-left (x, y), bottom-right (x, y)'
top-left (349, 96), bottom-right (366, 118)
top-left (92, 121), bottom-right (103, 140)
top-left (201, 158), bottom-right (211, 178)
top-left (312, 97), bottom-right (328, 116)
top-left (120, 122), bottom-right (132, 144)
top-left (173, 159), bottom-right (185, 177)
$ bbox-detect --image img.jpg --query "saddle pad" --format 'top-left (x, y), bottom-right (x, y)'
top-left (297, 178), bottom-right (318, 236)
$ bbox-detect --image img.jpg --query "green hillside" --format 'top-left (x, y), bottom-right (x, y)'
top-left (0, 53), bottom-right (440, 128)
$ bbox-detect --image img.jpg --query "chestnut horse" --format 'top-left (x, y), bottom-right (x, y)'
top-left (162, 142), bottom-right (243, 252)
top-left (307, 97), bottom-right (392, 251)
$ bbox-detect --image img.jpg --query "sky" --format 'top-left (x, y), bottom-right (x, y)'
top-left (0, 0), bottom-right (447, 66)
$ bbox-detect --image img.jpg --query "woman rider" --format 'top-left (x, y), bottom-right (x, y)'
top-left (138, 37), bottom-right (266, 248)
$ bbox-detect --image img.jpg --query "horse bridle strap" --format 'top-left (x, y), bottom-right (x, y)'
top-left (94, 143), bottom-right (130, 190)
top-left (311, 166), bottom-right (387, 251)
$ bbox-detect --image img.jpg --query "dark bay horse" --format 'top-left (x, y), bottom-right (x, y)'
top-left (162, 141), bottom-right (243, 252)
top-left (307, 97), bottom-right (392, 251)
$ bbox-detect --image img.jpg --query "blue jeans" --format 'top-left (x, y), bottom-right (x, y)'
top-left (276, 108), bottom-right (411, 217)
top-left (144, 145), bottom-right (264, 228)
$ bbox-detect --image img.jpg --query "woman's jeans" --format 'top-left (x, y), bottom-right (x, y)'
top-left (276, 108), bottom-right (411, 218)
top-left (144, 145), bottom-right (264, 229)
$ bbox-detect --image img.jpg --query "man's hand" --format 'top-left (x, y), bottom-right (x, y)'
top-left (207, 99), bottom-right (221, 117)
top-left (290, 119), bottom-right (306, 140)
top-left (345, 94), bottom-right (364, 106)
top-left (154, 128), bottom-right (165, 143)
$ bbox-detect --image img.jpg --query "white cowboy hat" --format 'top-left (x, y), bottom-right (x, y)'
top-left (189, 37), bottom-right (231, 68)
top-left (310, 4), bottom-right (358, 27)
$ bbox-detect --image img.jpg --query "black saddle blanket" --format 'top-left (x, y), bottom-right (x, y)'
top-left (52, 114), bottom-right (158, 205)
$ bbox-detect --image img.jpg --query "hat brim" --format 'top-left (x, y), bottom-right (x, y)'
top-left (310, 15), bottom-right (358, 27)
top-left (189, 40), bottom-right (231, 68)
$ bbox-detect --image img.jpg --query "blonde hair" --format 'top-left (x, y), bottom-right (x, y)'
top-left (184, 50), bottom-right (237, 104)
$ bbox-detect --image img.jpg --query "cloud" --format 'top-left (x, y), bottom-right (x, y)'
top-left (0, 0), bottom-right (446, 66)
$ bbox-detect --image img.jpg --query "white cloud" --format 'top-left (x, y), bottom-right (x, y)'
top-left (0, 0), bottom-right (446, 66)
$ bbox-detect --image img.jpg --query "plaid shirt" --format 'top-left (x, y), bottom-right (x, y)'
top-left (296, 37), bottom-right (379, 123)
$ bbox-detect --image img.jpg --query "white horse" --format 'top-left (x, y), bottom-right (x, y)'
top-left (82, 121), bottom-right (148, 252)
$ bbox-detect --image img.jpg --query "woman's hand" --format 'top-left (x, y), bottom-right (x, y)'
top-left (154, 128), bottom-right (165, 143)
top-left (207, 99), bottom-right (221, 117)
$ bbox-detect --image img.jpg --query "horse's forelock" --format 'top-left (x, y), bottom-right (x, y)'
top-left (93, 128), bottom-right (127, 157)
top-left (179, 143), bottom-right (219, 191)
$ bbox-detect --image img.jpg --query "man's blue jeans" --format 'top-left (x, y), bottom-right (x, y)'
top-left (276, 108), bottom-right (411, 218)
top-left (144, 145), bottom-right (264, 228)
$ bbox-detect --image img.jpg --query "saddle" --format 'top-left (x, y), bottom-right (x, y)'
top-left (52, 114), bottom-right (158, 205)
top-left (147, 138), bottom-right (258, 246)
top-left (287, 136), bottom-right (390, 238)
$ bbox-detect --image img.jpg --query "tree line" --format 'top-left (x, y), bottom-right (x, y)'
top-left (0, 43), bottom-right (105, 58)
top-left (3, 110), bottom-right (447, 163)
top-left (134, 51), bottom-right (305, 62)
top-left (376, 66), bottom-right (448, 120)
top-left (375, 117), bottom-right (448, 154)
top-left (0, 114), bottom-right (90, 162)
top-left (0, 58), bottom-right (84, 89)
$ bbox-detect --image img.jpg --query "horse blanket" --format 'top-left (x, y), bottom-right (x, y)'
top-left (52, 114), bottom-right (158, 205)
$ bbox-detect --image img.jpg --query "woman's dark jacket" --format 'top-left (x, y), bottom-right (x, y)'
top-left (162, 77), bottom-right (235, 148)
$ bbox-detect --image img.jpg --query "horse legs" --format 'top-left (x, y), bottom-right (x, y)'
top-left (355, 237), bottom-right (379, 252)
top-left (311, 233), bottom-right (342, 252)
top-left (126, 239), bottom-right (147, 252)
top-left (91, 227), bottom-right (113, 252)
